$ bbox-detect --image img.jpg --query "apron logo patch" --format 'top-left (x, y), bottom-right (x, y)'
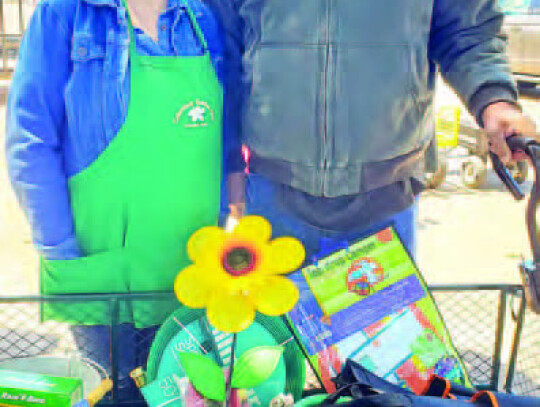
top-left (174, 100), bottom-right (215, 128)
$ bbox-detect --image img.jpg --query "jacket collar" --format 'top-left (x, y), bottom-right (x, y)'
top-left (81, 0), bottom-right (122, 8)
top-left (82, 0), bottom-right (181, 11)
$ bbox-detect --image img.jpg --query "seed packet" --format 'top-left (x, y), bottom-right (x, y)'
top-left (0, 369), bottom-right (82, 406)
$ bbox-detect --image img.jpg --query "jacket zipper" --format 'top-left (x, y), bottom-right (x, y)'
top-left (321, 0), bottom-right (331, 195)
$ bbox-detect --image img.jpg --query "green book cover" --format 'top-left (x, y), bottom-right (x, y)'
top-left (288, 227), bottom-right (472, 393)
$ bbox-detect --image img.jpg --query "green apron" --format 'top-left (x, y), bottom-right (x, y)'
top-left (40, 4), bottom-right (223, 327)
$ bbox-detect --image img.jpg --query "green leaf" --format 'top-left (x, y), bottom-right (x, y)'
top-left (177, 352), bottom-right (226, 401)
top-left (231, 346), bottom-right (283, 389)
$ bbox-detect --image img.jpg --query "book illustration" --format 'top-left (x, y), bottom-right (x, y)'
top-left (346, 258), bottom-right (386, 296)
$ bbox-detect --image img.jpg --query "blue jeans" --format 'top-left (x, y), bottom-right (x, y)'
top-left (71, 324), bottom-right (158, 401)
top-left (246, 174), bottom-right (417, 259)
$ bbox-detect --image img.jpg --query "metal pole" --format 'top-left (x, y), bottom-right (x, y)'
top-left (19, 0), bottom-right (24, 33)
top-left (110, 298), bottom-right (120, 405)
top-left (491, 290), bottom-right (507, 390)
top-left (504, 290), bottom-right (527, 393)
top-left (0, 0), bottom-right (6, 74)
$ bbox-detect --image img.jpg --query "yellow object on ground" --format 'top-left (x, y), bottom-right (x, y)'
top-left (436, 106), bottom-right (461, 148)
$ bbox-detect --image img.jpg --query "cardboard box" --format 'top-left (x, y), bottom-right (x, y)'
top-left (0, 369), bottom-right (82, 406)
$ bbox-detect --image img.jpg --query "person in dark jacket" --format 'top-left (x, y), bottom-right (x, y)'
top-left (215, 0), bottom-right (539, 303)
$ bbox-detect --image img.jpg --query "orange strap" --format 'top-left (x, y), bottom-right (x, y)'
top-left (471, 391), bottom-right (499, 407)
top-left (419, 374), bottom-right (452, 399)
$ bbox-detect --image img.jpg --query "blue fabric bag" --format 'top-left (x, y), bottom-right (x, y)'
top-left (297, 360), bottom-right (540, 407)
top-left (423, 375), bottom-right (540, 407)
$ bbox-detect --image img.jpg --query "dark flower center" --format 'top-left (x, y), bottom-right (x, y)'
top-left (223, 246), bottom-right (256, 276)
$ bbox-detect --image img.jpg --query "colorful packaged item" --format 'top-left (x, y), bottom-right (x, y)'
top-left (0, 369), bottom-right (82, 406)
top-left (288, 227), bottom-right (471, 393)
top-left (141, 307), bottom-right (305, 406)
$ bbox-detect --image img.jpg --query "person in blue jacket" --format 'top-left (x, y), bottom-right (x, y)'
top-left (6, 0), bottom-right (244, 400)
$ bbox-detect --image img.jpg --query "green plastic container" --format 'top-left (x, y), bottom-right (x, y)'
top-left (294, 395), bottom-right (352, 406)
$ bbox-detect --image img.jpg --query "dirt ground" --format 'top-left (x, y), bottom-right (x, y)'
top-left (418, 81), bottom-right (540, 286)
top-left (0, 91), bottom-right (37, 296)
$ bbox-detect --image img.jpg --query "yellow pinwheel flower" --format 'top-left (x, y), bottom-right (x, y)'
top-left (174, 216), bottom-right (305, 333)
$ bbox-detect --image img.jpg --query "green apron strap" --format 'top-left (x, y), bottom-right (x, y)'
top-left (119, 0), bottom-right (136, 54)
top-left (120, 0), bottom-right (209, 55)
top-left (182, 3), bottom-right (208, 53)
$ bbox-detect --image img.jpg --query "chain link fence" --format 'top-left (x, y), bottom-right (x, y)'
top-left (431, 286), bottom-right (507, 389)
top-left (431, 285), bottom-right (540, 396)
top-left (0, 286), bottom-right (538, 406)
top-left (505, 294), bottom-right (540, 396)
top-left (0, 293), bottom-right (171, 406)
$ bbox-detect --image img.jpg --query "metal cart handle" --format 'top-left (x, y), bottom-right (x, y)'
top-left (491, 135), bottom-right (540, 262)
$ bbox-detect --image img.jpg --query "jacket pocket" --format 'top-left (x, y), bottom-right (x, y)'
top-left (244, 45), bottom-right (324, 165)
top-left (40, 252), bottom-right (129, 325)
top-left (71, 34), bottom-right (106, 66)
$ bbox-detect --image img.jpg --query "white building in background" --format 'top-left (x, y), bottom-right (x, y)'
top-left (1, 0), bottom-right (37, 75)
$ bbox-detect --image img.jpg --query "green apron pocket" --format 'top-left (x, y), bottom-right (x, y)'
top-left (41, 249), bottom-right (129, 294)
top-left (40, 252), bottom-right (178, 327)
top-left (40, 250), bottom-right (131, 325)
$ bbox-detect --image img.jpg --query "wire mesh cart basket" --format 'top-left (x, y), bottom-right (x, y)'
top-left (0, 286), bottom-right (538, 406)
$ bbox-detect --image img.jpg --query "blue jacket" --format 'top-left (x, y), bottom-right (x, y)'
top-left (6, 0), bottom-right (241, 260)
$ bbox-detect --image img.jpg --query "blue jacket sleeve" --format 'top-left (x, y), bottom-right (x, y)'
top-left (6, 1), bottom-right (81, 260)
top-left (205, 0), bottom-right (245, 174)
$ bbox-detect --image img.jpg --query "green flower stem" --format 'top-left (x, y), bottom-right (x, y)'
top-left (226, 333), bottom-right (238, 405)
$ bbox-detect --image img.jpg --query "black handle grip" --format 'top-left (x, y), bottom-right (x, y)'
top-left (490, 135), bottom-right (540, 201)
top-left (506, 135), bottom-right (538, 154)
top-left (490, 151), bottom-right (525, 201)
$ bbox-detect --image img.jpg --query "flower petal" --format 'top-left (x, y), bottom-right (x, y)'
top-left (174, 265), bottom-right (212, 308)
top-left (207, 290), bottom-right (256, 333)
top-left (233, 216), bottom-right (272, 243)
top-left (187, 226), bottom-right (225, 263)
top-left (262, 237), bottom-right (305, 275)
top-left (252, 276), bottom-right (299, 316)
